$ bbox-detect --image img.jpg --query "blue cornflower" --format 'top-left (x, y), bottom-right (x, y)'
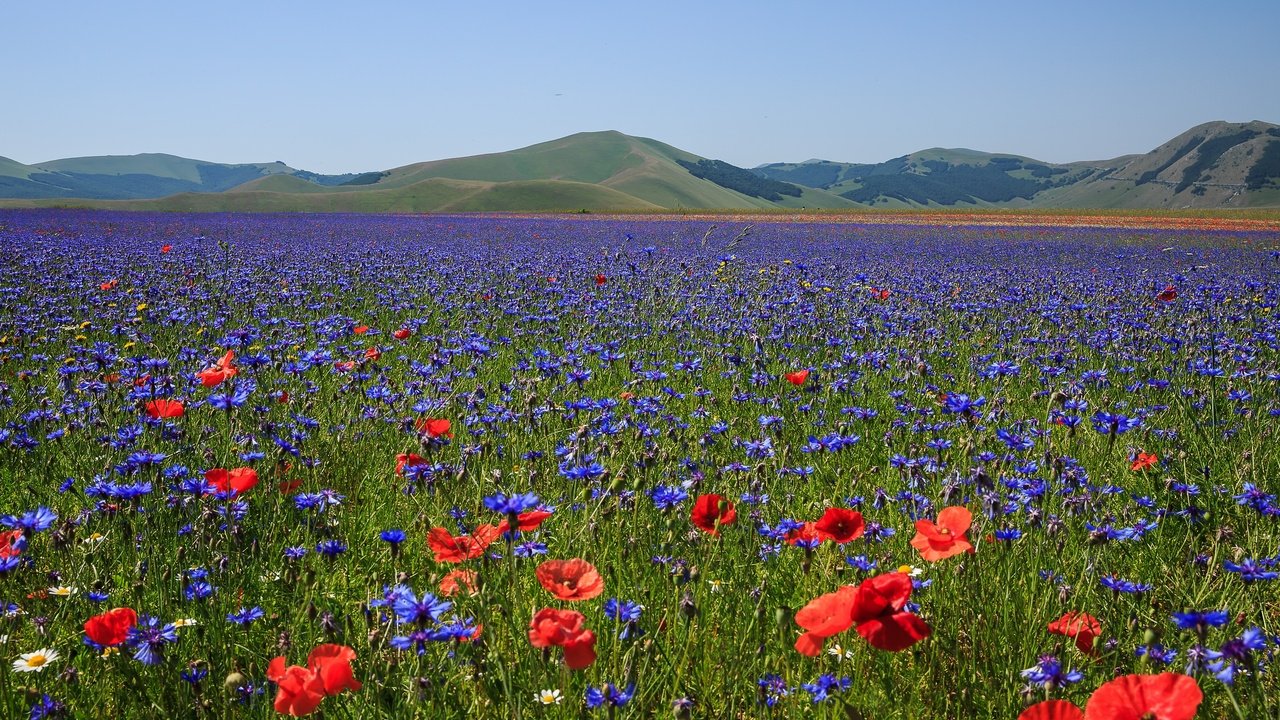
top-left (0, 507), bottom-right (57, 533)
top-left (845, 555), bottom-right (878, 571)
top-left (181, 667), bottom-right (209, 684)
top-left (1020, 655), bottom-right (1084, 688)
top-left (184, 581), bottom-right (215, 601)
top-left (1092, 411), bottom-right (1142, 435)
top-left (126, 615), bottom-right (178, 665)
top-left (226, 607), bottom-right (265, 625)
top-left (28, 694), bottom-right (65, 720)
top-left (315, 539), bottom-right (347, 558)
top-left (284, 546), bottom-right (308, 560)
top-left (390, 585), bottom-right (452, 625)
top-left (1100, 575), bottom-right (1152, 594)
top-left (649, 485), bottom-right (689, 511)
top-left (603, 598), bottom-right (644, 639)
top-left (513, 541), bottom-right (548, 558)
top-left (1224, 558), bottom-right (1279, 582)
top-left (482, 492), bottom-right (540, 515)
top-left (1172, 610), bottom-right (1230, 634)
top-left (801, 674), bottom-right (851, 703)
top-left (380, 529), bottom-right (407, 545)
top-left (585, 683), bottom-right (635, 710)
top-left (757, 673), bottom-right (790, 707)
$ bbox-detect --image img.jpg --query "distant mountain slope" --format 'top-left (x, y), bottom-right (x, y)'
top-left (753, 121), bottom-right (1280, 209)
top-left (3, 122), bottom-right (1278, 210)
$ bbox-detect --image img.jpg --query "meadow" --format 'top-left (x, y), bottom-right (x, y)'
top-left (0, 210), bottom-right (1276, 719)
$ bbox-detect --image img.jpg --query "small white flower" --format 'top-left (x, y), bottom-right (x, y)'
top-left (708, 579), bottom-right (725, 593)
top-left (13, 648), bottom-right (59, 673)
top-left (47, 586), bottom-right (77, 598)
top-left (172, 618), bottom-right (198, 629)
top-left (896, 564), bottom-right (923, 578)
top-left (537, 689), bottom-right (563, 705)
top-left (83, 532), bottom-right (107, 545)
top-left (826, 644), bottom-right (855, 661)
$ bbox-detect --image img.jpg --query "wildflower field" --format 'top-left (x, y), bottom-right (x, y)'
top-left (0, 210), bottom-right (1277, 719)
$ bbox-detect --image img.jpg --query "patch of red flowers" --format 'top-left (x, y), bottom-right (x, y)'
top-left (83, 607), bottom-right (138, 647)
top-left (395, 452), bottom-right (427, 476)
top-left (204, 467), bottom-right (259, 496)
top-left (144, 399), bottom-right (184, 419)
top-left (439, 569), bottom-right (479, 597)
top-left (785, 369), bottom-right (809, 386)
top-left (415, 417), bottom-right (453, 439)
top-left (690, 493), bottom-right (736, 536)
top-left (1129, 452), bottom-right (1158, 472)
top-left (535, 558), bottom-right (604, 602)
top-left (266, 644), bottom-right (361, 717)
top-left (160, 244), bottom-right (172, 253)
top-left (594, 274), bottom-right (607, 286)
top-left (1019, 672), bottom-right (1201, 720)
top-left (0, 530), bottom-right (24, 560)
top-left (910, 505), bottom-right (974, 561)
top-left (196, 350), bottom-right (238, 387)
top-left (1156, 285), bottom-right (1178, 302)
top-left (528, 608), bottom-right (597, 670)
top-left (1048, 611), bottom-right (1102, 656)
top-left (426, 524), bottom-right (501, 564)
top-left (392, 328), bottom-right (412, 340)
top-left (794, 572), bottom-right (930, 655)
top-left (814, 507), bottom-right (865, 544)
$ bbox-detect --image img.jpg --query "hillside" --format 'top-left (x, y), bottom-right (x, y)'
top-left (3, 122), bottom-right (1279, 211)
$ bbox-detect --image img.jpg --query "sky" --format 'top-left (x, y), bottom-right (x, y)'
top-left (4, 0), bottom-right (1279, 174)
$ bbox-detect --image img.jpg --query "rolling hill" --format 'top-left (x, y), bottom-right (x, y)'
top-left (3, 122), bottom-right (1279, 211)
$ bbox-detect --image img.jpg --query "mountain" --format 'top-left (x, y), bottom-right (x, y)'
top-left (3, 122), bottom-right (1279, 211)
top-left (0, 153), bottom-right (381, 200)
top-left (753, 121), bottom-right (1280, 209)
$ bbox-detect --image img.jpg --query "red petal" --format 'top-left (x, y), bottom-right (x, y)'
top-left (854, 611), bottom-right (931, 652)
top-left (1084, 673), bottom-right (1202, 720)
top-left (1020, 700), bottom-right (1084, 720)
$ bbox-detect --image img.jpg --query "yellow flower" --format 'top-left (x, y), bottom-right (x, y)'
top-left (13, 648), bottom-right (59, 672)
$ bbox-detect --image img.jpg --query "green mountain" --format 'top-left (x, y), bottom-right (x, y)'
top-left (4, 122), bottom-right (1279, 210)
top-left (754, 121), bottom-right (1280, 209)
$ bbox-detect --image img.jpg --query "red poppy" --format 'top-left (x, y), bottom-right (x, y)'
top-left (870, 287), bottom-right (890, 300)
top-left (1156, 286), bottom-right (1178, 302)
top-left (1129, 452), bottom-right (1158, 472)
top-left (535, 558), bottom-right (605, 602)
top-left (305, 644), bottom-right (362, 696)
top-left (132, 374), bottom-right (150, 387)
top-left (334, 360), bottom-right (355, 372)
top-left (910, 506), bottom-right (974, 562)
top-left (498, 509), bottom-right (553, 534)
top-left (690, 493), bottom-right (736, 536)
top-left (793, 585), bottom-right (859, 656)
top-left (1019, 700), bottom-right (1083, 720)
top-left (196, 350), bottom-right (238, 387)
top-left (1083, 673), bottom-right (1201, 720)
top-left (205, 467), bottom-right (259, 495)
top-left (100, 279), bottom-right (118, 291)
top-left (83, 607), bottom-right (138, 647)
top-left (392, 328), bottom-right (412, 340)
top-left (619, 391), bottom-right (635, 400)
top-left (593, 274), bottom-right (607, 286)
top-left (785, 522), bottom-right (821, 547)
top-left (364, 347), bottom-right (382, 361)
top-left (1048, 611), bottom-right (1102, 656)
top-left (0, 530), bottom-right (23, 560)
top-left (814, 507), bottom-right (865, 544)
top-left (785, 369), bottom-right (809, 386)
top-left (395, 453), bottom-right (427, 476)
top-left (160, 244), bottom-right (172, 253)
top-left (848, 572), bottom-right (931, 651)
top-left (439, 569), bottom-right (478, 597)
top-left (415, 418), bottom-right (453, 439)
top-left (528, 608), bottom-right (597, 670)
top-left (426, 524), bottom-right (501, 564)
top-left (352, 325), bottom-right (369, 335)
top-left (276, 391), bottom-right (290, 404)
top-left (144, 399), bottom-right (184, 419)
top-left (267, 662), bottom-right (326, 717)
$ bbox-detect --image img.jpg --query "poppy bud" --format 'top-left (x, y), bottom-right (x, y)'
top-left (1142, 628), bottom-right (1160, 645)
top-left (774, 606), bottom-right (791, 635)
top-left (223, 672), bottom-right (246, 694)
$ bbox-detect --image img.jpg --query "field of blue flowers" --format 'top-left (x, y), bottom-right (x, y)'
top-left (0, 210), bottom-right (1276, 719)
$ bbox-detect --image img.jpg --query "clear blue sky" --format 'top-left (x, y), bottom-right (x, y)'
top-left (5, 0), bottom-right (1278, 173)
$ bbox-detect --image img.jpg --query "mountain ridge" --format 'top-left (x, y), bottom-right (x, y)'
top-left (3, 121), bottom-right (1278, 210)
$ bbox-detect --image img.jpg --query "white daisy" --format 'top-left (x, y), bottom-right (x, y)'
top-left (826, 643), bottom-right (855, 661)
top-left (13, 648), bottom-right (59, 673)
top-left (47, 586), bottom-right (77, 598)
top-left (896, 564), bottom-right (923, 578)
top-left (536, 689), bottom-right (563, 705)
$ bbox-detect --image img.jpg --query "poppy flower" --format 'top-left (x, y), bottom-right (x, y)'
top-left (392, 328), bottom-right (412, 340)
top-left (100, 279), bottom-right (118, 291)
top-left (1019, 700), bottom-right (1083, 720)
top-left (83, 607), bottom-right (138, 647)
top-left (133, 374), bottom-right (150, 387)
top-left (528, 608), bottom-right (597, 670)
top-left (814, 507), bottom-right (865, 544)
top-left (1083, 673), bottom-right (1201, 720)
top-left (848, 572), bottom-right (931, 651)
top-left (1048, 612), bottom-right (1102, 656)
top-left (334, 360), bottom-right (356, 372)
top-left (1156, 285), bottom-right (1177, 302)
top-left (785, 369), bottom-right (809, 386)
top-left (205, 467), bottom-right (259, 495)
top-left (160, 244), bottom-right (172, 253)
top-left (196, 350), bottom-right (238, 387)
top-left (364, 347), bottom-right (382, 361)
top-left (535, 559), bottom-right (605, 602)
top-left (267, 662), bottom-right (326, 717)
top-left (352, 325), bottom-right (369, 335)
top-left (619, 391), bottom-right (635, 400)
top-left (144, 399), bottom-right (184, 419)
top-left (426, 524), bottom-right (501, 564)
top-left (439, 569), bottom-right (478, 597)
top-left (594, 274), bottom-right (607, 286)
top-left (0, 530), bottom-right (24, 560)
top-left (785, 522), bottom-right (821, 547)
top-left (395, 453), bottom-right (427, 476)
top-left (793, 585), bottom-right (859, 656)
top-left (304, 644), bottom-right (362, 696)
top-left (690, 494), bottom-right (736, 536)
top-left (415, 418), bottom-right (453, 439)
top-left (910, 506), bottom-right (974, 562)
top-left (870, 287), bottom-right (890, 300)
top-left (498, 509), bottom-right (553, 534)
top-left (1129, 452), bottom-right (1157, 472)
